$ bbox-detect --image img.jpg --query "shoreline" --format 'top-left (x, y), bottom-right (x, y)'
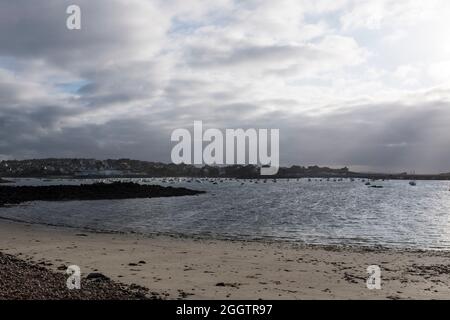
top-left (4, 176), bottom-right (450, 182)
top-left (1, 219), bottom-right (450, 299)
top-left (0, 214), bottom-right (447, 254)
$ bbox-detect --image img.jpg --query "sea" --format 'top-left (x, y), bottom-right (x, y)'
top-left (1, 177), bottom-right (450, 250)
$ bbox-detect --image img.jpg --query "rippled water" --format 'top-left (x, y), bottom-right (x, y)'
top-left (1, 178), bottom-right (450, 250)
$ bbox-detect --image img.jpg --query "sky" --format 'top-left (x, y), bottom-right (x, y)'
top-left (1, 0), bottom-right (450, 173)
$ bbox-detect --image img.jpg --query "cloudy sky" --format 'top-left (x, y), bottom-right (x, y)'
top-left (1, 0), bottom-right (450, 173)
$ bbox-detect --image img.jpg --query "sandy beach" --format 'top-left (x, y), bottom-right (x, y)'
top-left (0, 219), bottom-right (449, 300)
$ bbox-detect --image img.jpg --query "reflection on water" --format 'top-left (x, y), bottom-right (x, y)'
top-left (1, 178), bottom-right (450, 250)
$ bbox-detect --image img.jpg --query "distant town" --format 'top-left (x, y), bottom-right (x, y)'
top-left (0, 158), bottom-right (449, 180)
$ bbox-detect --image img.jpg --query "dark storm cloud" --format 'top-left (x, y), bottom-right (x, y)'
top-left (2, 82), bottom-right (450, 173)
top-left (276, 99), bottom-right (450, 173)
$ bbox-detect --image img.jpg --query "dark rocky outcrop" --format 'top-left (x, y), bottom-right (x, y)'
top-left (0, 182), bottom-right (205, 207)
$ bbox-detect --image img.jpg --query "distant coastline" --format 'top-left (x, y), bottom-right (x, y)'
top-left (1, 158), bottom-right (450, 180)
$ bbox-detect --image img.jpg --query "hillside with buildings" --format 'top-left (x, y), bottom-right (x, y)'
top-left (0, 158), bottom-right (448, 180)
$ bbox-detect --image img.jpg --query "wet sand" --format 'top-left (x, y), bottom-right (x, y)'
top-left (1, 219), bottom-right (449, 300)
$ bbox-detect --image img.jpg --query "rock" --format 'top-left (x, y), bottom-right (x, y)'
top-left (215, 282), bottom-right (239, 288)
top-left (86, 272), bottom-right (110, 281)
top-left (0, 182), bottom-right (205, 207)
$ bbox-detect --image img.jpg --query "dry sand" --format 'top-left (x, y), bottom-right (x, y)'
top-left (1, 219), bottom-right (449, 300)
